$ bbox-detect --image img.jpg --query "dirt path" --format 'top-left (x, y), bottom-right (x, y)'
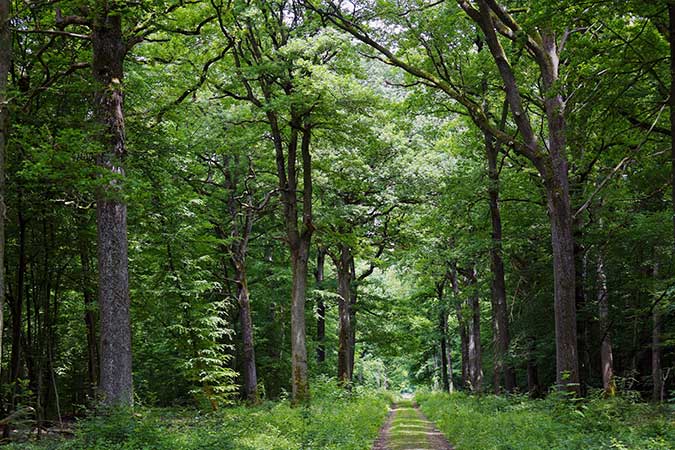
top-left (372, 399), bottom-right (454, 450)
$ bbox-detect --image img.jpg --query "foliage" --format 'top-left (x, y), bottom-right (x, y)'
top-left (417, 391), bottom-right (675, 450)
top-left (5, 380), bottom-right (390, 450)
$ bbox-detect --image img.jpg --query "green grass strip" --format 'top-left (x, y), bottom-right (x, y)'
top-left (388, 400), bottom-right (437, 450)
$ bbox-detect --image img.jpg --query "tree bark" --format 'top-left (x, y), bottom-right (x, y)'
top-left (282, 124), bottom-right (313, 405)
top-left (485, 132), bottom-right (514, 393)
top-left (92, 9), bottom-right (133, 407)
top-left (444, 312), bottom-right (454, 393)
top-left (437, 279), bottom-right (450, 392)
top-left (0, 0), bottom-right (9, 381)
top-left (236, 268), bottom-right (257, 402)
top-left (546, 175), bottom-right (579, 391)
top-left (348, 257), bottom-right (357, 378)
top-left (315, 248), bottom-right (326, 363)
top-left (669, 2), bottom-right (675, 251)
top-left (652, 307), bottom-right (663, 402)
top-left (526, 336), bottom-right (540, 398)
top-left (78, 223), bottom-right (99, 396)
top-left (471, 1), bottom-right (580, 393)
top-left (334, 244), bottom-right (353, 384)
top-left (574, 221), bottom-right (589, 396)
top-left (652, 263), bottom-right (663, 402)
top-left (596, 251), bottom-right (614, 396)
top-left (450, 266), bottom-right (469, 390)
top-left (223, 156), bottom-right (259, 403)
top-left (466, 267), bottom-right (483, 393)
top-left (290, 240), bottom-right (310, 403)
top-left (10, 205), bottom-right (26, 387)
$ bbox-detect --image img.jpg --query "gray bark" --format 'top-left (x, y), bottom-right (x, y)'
top-left (279, 122), bottom-right (313, 405)
top-left (596, 251), bottom-right (614, 395)
top-left (471, 0), bottom-right (580, 392)
top-left (223, 156), bottom-right (259, 403)
top-left (485, 132), bottom-right (514, 393)
top-left (316, 248), bottom-right (326, 363)
top-left (237, 269), bottom-right (257, 402)
top-left (334, 244), bottom-right (352, 383)
top-left (449, 266), bottom-right (469, 389)
top-left (290, 241), bottom-right (310, 403)
top-left (92, 9), bottom-right (133, 407)
top-left (445, 309), bottom-right (454, 393)
top-left (466, 267), bottom-right (483, 393)
top-left (436, 278), bottom-right (450, 392)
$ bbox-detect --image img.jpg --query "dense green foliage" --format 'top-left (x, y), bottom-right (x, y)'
top-left (6, 381), bottom-right (391, 450)
top-left (0, 0), bottom-right (674, 446)
top-left (418, 391), bottom-right (674, 449)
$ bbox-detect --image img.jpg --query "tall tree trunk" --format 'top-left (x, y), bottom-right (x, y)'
top-left (574, 221), bottom-right (589, 396)
top-left (437, 279), bottom-right (450, 392)
top-left (485, 132), bottom-right (514, 393)
top-left (596, 251), bottom-right (614, 396)
top-left (526, 336), bottom-right (540, 398)
top-left (0, 0), bottom-right (9, 381)
top-left (547, 174), bottom-right (579, 391)
top-left (450, 266), bottom-right (469, 389)
top-left (286, 125), bottom-right (313, 405)
top-left (444, 312), bottom-right (454, 393)
top-left (10, 206), bottom-right (26, 387)
top-left (268, 109), bottom-right (312, 404)
top-left (669, 2), bottom-right (675, 251)
top-left (335, 244), bottom-right (352, 384)
top-left (236, 265), bottom-right (257, 402)
top-left (541, 30), bottom-right (579, 392)
top-left (315, 248), bottom-right (326, 363)
top-left (439, 313), bottom-right (450, 393)
top-left (348, 257), bottom-right (357, 379)
top-left (290, 241), bottom-right (310, 403)
top-left (652, 307), bottom-right (663, 402)
top-left (652, 263), bottom-right (663, 402)
top-left (78, 224), bottom-right (99, 396)
top-left (471, 2), bottom-right (580, 393)
top-left (224, 161), bottom-right (259, 403)
top-left (466, 267), bottom-right (483, 393)
top-left (92, 10), bottom-right (133, 407)
top-left (4, 201), bottom-right (25, 439)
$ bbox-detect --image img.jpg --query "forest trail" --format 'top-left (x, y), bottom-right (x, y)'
top-left (372, 399), bottom-right (454, 450)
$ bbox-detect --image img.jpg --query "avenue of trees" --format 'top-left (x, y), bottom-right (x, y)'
top-left (0, 0), bottom-right (673, 439)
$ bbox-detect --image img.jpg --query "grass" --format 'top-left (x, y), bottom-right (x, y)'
top-left (388, 400), bottom-right (434, 450)
top-left (6, 381), bottom-right (392, 450)
top-left (416, 390), bottom-right (675, 450)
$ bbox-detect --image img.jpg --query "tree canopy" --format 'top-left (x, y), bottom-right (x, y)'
top-left (0, 0), bottom-right (674, 446)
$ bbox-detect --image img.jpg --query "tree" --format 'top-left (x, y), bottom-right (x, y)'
top-left (310, 0), bottom-right (582, 391)
top-left (0, 0), bottom-right (10, 382)
top-left (89, 2), bottom-right (134, 407)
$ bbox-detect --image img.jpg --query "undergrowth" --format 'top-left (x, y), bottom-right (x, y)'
top-left (416, 390), bottom-right (675, 450)
top-left (6, 379), bottom-right (392, 450)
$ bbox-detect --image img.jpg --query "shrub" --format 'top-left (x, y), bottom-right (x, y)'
top-left (6, 379), bottom-right (390, 450)
top-left (417, 391), bottom-right (675, 450)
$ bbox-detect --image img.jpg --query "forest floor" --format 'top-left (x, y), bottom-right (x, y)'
top-left (372, 399), bottom-right (454, 450)
top-left (416, 391), bottom-right (675, 449)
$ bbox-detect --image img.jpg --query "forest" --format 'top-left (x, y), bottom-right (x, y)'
top-left (0, 0), bottom-right (673, 449)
